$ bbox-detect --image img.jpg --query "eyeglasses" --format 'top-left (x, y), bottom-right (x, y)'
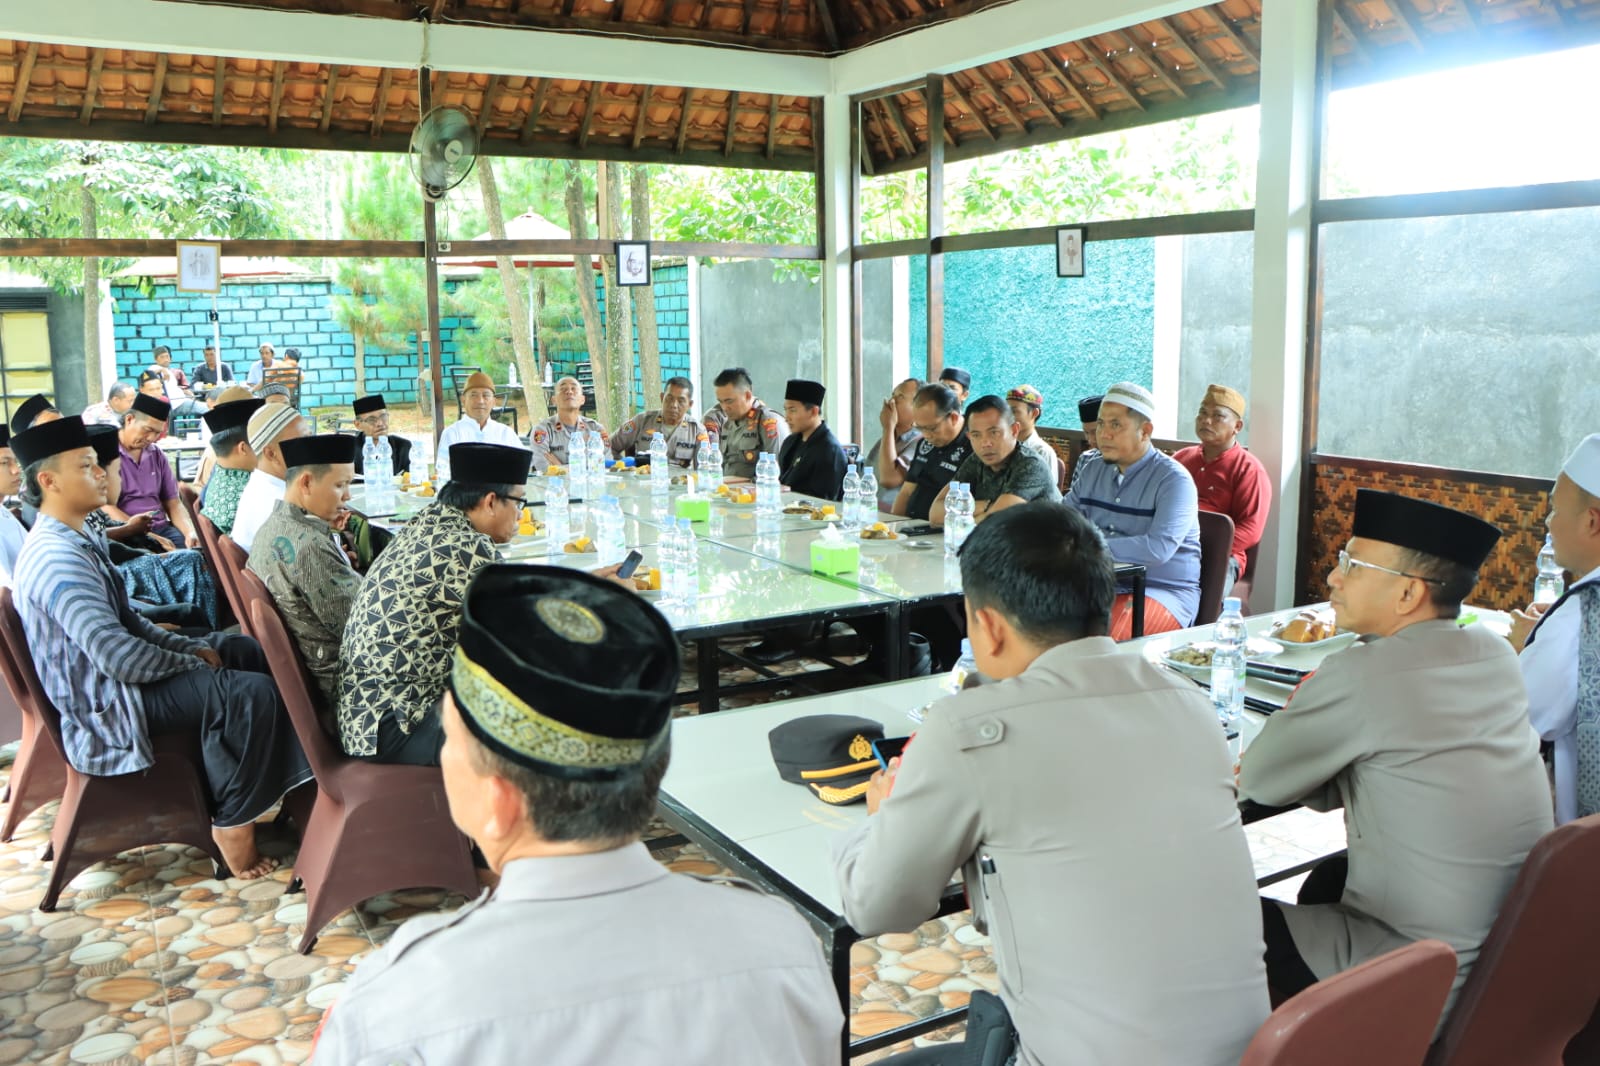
top-left (912, 418), bottom-right (948, 435)
top-left (1336, 549), bottom-right (1443, 584)
top-left (500, 494), bottom-right (527, 507)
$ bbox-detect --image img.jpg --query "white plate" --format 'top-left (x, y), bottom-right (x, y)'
top-left (857, 535), bottom-right (903, 552)
top-left (1265, 619), bottom-right (1356, 649)
top-left (1161, 637), bottom-right (1285, 675)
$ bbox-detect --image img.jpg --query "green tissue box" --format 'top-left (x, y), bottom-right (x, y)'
top-left (810, 539), bottom-right (859, 575)
top-left (675, 496), bottom-right (711, 522)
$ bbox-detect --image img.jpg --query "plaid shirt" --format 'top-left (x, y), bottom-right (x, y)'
top-left (336, 501), bottom-right (497, 757)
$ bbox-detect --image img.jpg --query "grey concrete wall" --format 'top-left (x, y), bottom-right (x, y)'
top-left (1177, 231), bottom-right (1255, 422)
top-left (860, 258), bottom-right (897, 417)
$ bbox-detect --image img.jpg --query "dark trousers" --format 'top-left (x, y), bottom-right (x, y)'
top-left (142, 633), bottom-right (312, 828)
top-left (1261, 855), bottom-right (1349, 999)
top-left (361, 710), bottom-right (444, 767)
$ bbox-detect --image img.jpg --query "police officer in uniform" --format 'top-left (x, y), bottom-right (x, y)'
top-left (609, 375), bottom-right (703, 468)
top-left (529, 376), bottom-right (609, 474)
top-left (777, 379), bottom-right (848, 501)
top-left (313, 565), bottom-right (841, 1065)
top-left (705, 367), bottom-right (787, 481)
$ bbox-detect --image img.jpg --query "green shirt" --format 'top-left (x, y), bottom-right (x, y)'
top-left (201, 465), bottom-right (252, 536)
top-left (953, 446), bottom-right (1061, 508)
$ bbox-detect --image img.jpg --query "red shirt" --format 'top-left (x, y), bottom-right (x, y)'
top-left (1174, 443), bottom-right (1272, 573)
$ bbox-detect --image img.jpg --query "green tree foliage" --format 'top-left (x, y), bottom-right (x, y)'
top-left (327, 157), bottom-right (419, 398)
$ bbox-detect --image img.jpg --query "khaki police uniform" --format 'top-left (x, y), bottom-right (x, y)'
top-left (529, 414), bottom-right (608, 474)
top-left (834, 638), bottom-right (1270, 1066)
top-left (1240, 620), bottom-right (1554, 1012)
top-left (312, 843), bottom-right (842, 1065)
top-left (609, 410), bottom-right (703, 468)
top-left (705, 403), bottom-right (786, 479)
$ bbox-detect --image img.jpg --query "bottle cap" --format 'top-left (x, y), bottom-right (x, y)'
top-left (1223, 597), bottom-right (1241, 612)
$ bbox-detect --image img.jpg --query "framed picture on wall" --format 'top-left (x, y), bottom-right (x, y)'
top-left (176, 241), bottom-right (222, 293)
top-left (1056, 226), bottom-right (1086, 278)
top-left (615, 241), bottom-right (652, 287)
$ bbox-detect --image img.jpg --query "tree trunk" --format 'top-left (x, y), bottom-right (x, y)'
top-left (600, 162), bottom-right (631, 429)
top-left (477, 158), bottom-right (549, 421)
top-left (81, 183), bottom-right (103, 404)
top-left (629, 165), bottom-right (662, 399)
top-left (564, 161), bottom-right (609, 424)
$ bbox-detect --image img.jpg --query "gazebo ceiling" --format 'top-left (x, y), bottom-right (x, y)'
top-left (1, 0), bottom-right (1596, 173)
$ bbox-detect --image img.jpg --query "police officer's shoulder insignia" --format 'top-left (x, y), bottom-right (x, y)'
top-left (762, 417), bottom-right (780, 441)
top-left (955, 715), bottom-right (1005, 751)
top-left (532, 428), bottom-right (547, 444)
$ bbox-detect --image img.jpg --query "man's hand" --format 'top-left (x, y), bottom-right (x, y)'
top-left (589, 563), bottom-right (635, 590)
top-left (331, 509), bottom-right (353, 533)
top-left (879, 397), bottom-right (897, 432)
top-left (864, 757), bottom-right (899, 815)
top-left (149, 533), bottom-right (177, 553)
top-left (195, 647), bottom-right (223, 669)
top-left (122, 512), bottom-right (153, 537)
top-left (184, 530), bottom-right (201, 549)
top-left (1508, 601), bottom-right (1550, 651)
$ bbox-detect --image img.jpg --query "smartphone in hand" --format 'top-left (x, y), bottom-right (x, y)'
top-left (617, 549), bottom-right (645, 580)
top-left (871, 736), bottom-right (910, 769)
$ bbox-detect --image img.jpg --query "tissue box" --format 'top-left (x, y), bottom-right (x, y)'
top-left (810, 539), bottom-right (859, 575)
top-left (675, 496), bottom-right (711, 523)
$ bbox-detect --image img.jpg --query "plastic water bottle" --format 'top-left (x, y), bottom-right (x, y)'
top-left (435, 445), bottom-right (452, 486)
top-left (595, 495), bottom-right (626, 567)
top-left (755, 453), bottom-right (781, 518)
top-left (565, 431), bottom-right (585, 502)
top-left (1210, 596), bottom-right (1248, 756)
top-left (1535, 533), bottom-right (1565, 606)
top-left (859, 467), bottom-right (879, 524)
top-left (544, 475), bottom-right (569, 545)
top-left (698, 436), bottom-right (723, 496)
top-left (649, 431), bottom-right (670, 496)
top-left (587, 428), bottom-right (607, 493)
top-left (841, 464), bottom-right (862, 532)
top-left (675, 518), bottom-right (699, 607)
top-left (944, 482), bottom-right (974, 554)
top-left (362, 436), bottom-right (381, 494)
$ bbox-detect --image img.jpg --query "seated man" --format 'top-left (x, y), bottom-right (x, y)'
top-left (609, 376), bottom-right (702, 468)
top-left (1005, 384), bottom-right (1063, 485)
top-left (891, 383), bottom-right (972, 521)
top-left (110, 393), bottom-right (199, 548)
top-left (1241, 489), bottom-right (1553, 1009)
top-left (439, 372), bottom-right (522, 478)
top-left (777, 379), bottom-right (847, 501)
top-left (836, 505), bottom-right (1269, 1066)
top-left (0, 428), bottom-right (25, 583)
top-left (930, 394), bottom-right (1059, 527)
top-left (868, 377), bottom-right (923, 512)
top-left (337, 442), bottom-right (532, 766)
top-left (244, 342), bottom-right (277, 392)
top-left (529, 376), bottom-right (607, 474)
top-left (149, 345), bottom-right (204, 421)
top-left (189, 344), bottom-right (235, 398)
top-left (705, 367), bottom-right (786, 482)
top-left (350, 394), bottom-right (412, 479)
top-left (198, 396), bottom-right (264, 537)
top-left (314, 565), bottom-right (840, 1064)
top-left (1065, 382), bottom-right (1200, 638)
top-left (1174, 384), bottom-right (1273, 592)
top-left (1513, 433), bottom-right (1600, 825)
top-left (1069, 394), bottom-right (1102, 492)
top-left (232, 403), bottom-right (308, 553)
top-left (247, 434), bottom-right (363, 711)
top-left (10, 417), bottom-right (311, 879)
top-left (11, 393), bottom-right (60, 433)
top-left (80, 382), bottom-right (136, 428)
top-left (937, 366), bottom-right (971, 405)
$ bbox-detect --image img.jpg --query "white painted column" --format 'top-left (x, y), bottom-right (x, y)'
top-left (1150, 234), bottom-right (1183, 438)
top-left (1248, 0), bottom-right (1321, 609)
top-left (819, 92), bottom-right (856, 444)
top-left (686, 256), bottom-right (702, 398)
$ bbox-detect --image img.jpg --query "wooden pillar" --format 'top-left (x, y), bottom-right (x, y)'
top-left (420, 66), bottom-right (446, 447)
top-left (924, 74), bottom-right (946, 378)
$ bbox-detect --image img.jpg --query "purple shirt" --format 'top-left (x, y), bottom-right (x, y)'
top-left (117, 441), bottom-right (178, 518)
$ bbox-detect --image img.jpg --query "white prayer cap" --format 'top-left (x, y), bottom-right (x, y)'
top-left (1101, 381), bottom-right (1156, 422)
top-left (1561, 434), bottom-right (1600, 497)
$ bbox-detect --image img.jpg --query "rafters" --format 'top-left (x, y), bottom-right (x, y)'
top-left (8, 42), bottom-right (38, 124)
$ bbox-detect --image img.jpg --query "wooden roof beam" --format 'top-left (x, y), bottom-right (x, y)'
top-left (1040, 54), bottom-right (1103, 121)
top-left (8, 42), bottom-right (37, 124)
top-left (723, 90), bottom-right (740, 157)
top-left (78, 49), bottom-right (104, 126)
top-left (1151, 16), bottom-right (1229, 89)
top-left (1121, 29), bottom-right (1188, 99)
top-left (1382, 0), bottom-right (1430, 50)
top-left (577, 81), bottom-right (602, 148)
top-left (632, 84), bottom-right (655, 149)
top-left (1204, 5), bottom-right (1260, 65)
top-left (476, 74), bottom-right (503, 138)
top-left (943, 77), bottom-right (997, 141)
top-left (268, 60), bottom-right (285, 133)
top-left (1329, 7), bottom-right (1373, 64)
top-left (880, 95), bottom-right (917, 156)
top-left (676, 88), bottom-right (696, 153)
top-left (1073, 46), bottom-right (1146, 112)
top-left (318, 65), bottom-right (341, 133)
top-left (964, 63), bottom-right (1030, 133)
top-left (142, 53), bottom-right (167, 125)
top-left (813, 0), bottom-right (840, 49)
top-left (765, 92), bottom-right (781, 157)
top-left (519, 77), bottom-right (549, 145)
top-left (1005, 57), bottom-right (1064, 128)
top-left (370, 66), bottom-right (393, 137)
top-left (211, 56), bottom-right (226, 127)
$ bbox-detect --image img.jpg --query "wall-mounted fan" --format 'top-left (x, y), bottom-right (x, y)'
top-left (409, 105), bottom-right (478, 202)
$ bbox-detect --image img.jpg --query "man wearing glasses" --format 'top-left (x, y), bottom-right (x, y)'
top-left (1174, 383), bottom-right (1273, 596)
top-left (891, 383), bottom-right (973, 522)
top-left (336, 443), bottom-right (534, 766)
top-left (350, 394), bottom-right (412, 479)
top-left (1240, 489), bottom-right (1552, 1012)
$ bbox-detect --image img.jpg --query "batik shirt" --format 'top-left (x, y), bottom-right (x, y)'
top-left (201, 465), bottom-right (252, 536)
top-left (249, 500), bottom-right (362, 707)
top-left (336, 501), bottom-right (497, 757)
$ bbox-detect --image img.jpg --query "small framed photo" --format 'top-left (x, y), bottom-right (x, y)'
top-left (615, 241), bottom-right (652, 287)
top-left (176, 240), bottom-right (222, 293)
top-left (1056, 226), bottom-right (1086, 278)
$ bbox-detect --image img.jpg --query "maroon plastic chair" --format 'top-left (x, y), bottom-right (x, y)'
top-left (0, 590), bottom-right (225, 907)
top-left (1194, 510), bottom-right (1237, 626)
top-left (240, 574), bottom-right (477, 953)
top-left (177, 484), bottom-right (229, 615)
top-left (1232, 542), bottom-right (1262, 614)
top-left (0, 597), bottom-right (66, 843)
top-left (1426, 814), bottom-right (1600, 1066)
top-left (213, 533), bottom-right (254, 640)
top-left (1242, 939), bottom-right (1457, 1066)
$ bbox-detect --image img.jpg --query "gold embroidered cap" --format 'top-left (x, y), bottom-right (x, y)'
top-left (450, 564), bottom-right (680, 781)
top-left (767, 714), bottom-right (886, 806)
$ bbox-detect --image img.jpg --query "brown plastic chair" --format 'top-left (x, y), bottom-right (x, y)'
top-left (1232, 542), bottom-right (1262, 614)
top-left (1242, 939), bottom-right (1457, 1066)
top-left (1194, 509), bottom-right (1237, 626)
top-left (214, 533), bottom-right (254, 640)
top-left (0, 596), bottom-right (66, 843)
top-left (1426, 814), bottom-right (1600, 1066)
top-left (241, 574), bottom-right (478, 953)
top-left (0, 590), bottom-right (225, 907)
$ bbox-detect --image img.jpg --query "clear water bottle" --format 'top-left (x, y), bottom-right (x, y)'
top-left (756, 453), bottom-right (781, 518)
top-left (944, 482), bottom-right (974, 554)
top-left (859, 467), bottom-right (879, 524)
top-left (1210, 596), bottom-right (1248, 757)
top-left (595, 495), bottom-right (626, 567)
top-left (649, 431), bottom-right (670, 496)
top-left (840, 464), bottom-right (862, 532)
top-left (698, 435), bottom-right (723, 496)
top-left (675, 518), bottom-right (699, 608)
top-left (565, 431), bottom-right (585, 501)
top-left (1535, 533), bottom-right (1565, 606)
top-left (544, 475), bottom-right (569, 545)
top-left (587, 428), bottom-right (607, 493)
top-left (435, 445), bottom-right (452, 486)
top-left (362, 436), bottom-right (381, 490)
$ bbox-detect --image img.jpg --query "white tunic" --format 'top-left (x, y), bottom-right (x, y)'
top-left (1521, 564), bottom-right (1600, 824)
top-left (438, 416), bottom-right (522, 456)
top-left (231, 469), bottom-right (287, 553)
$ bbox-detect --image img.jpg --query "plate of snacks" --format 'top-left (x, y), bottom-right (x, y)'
top-left (631, 569), bottom-right (663, 599)
top-left (1161, 637), bottom-right (1285, 676)
top-left (859, 523), bottom-right (901, 548)
top-left (1267, 608), bottom-right (1352, 648)
top-left (561, 535), bottom-right (595, 554)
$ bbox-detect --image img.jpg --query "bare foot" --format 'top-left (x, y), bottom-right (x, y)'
top-left (213, 824), bottom-right (276, 881)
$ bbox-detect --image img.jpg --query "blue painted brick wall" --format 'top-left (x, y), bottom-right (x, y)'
top-left (592, 263), bottom-right (691, 410)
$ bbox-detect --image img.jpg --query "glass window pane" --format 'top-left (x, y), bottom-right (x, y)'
top-left (1174, 230), bottom-right (1255, 442)
top-left (1316, 207), bottom-right (1600, 476)
top-left (862, 171), bottom-right (928, 242)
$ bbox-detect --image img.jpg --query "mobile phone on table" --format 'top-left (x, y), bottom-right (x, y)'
top-left (872, 736), bottom-right (911, 769)
top-left (616, 549), bottom-right (645, 580)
